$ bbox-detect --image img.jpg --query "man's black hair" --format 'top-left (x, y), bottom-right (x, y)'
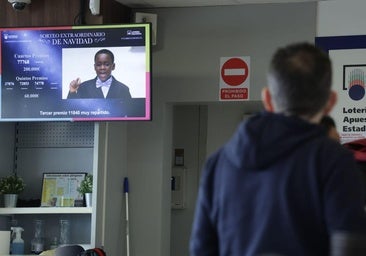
top-left (268, 42), bottom-right (332, 117)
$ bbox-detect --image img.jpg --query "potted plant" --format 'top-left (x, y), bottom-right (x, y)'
top-left (0, 173), bottom-right (25, 207)
top-left (77, 174), bottom-right (93, 207)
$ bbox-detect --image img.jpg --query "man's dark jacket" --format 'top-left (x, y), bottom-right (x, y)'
top-left (190, 111), bottom-right (366, 256)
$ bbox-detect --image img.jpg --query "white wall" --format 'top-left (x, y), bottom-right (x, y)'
top-left (317, 0), bottom-right (366, 37)
top-left (100, 122), bottom-right (128, 255)
top-left (152, 3), bottom-right (317, 102)
top-left (206, 101), bottom-right (263, 157)
top-left (121, 2), bottom-right (317, 256)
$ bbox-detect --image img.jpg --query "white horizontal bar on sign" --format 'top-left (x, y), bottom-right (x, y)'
top-left (224, 68), bottom-right (246, 76)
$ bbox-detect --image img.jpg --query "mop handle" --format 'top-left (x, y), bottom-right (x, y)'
top-left (124, 177), bottom-right (130, 256)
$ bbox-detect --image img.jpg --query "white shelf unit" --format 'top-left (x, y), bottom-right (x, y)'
top-left (0, 122), bottom-right (99, 253)
top-left (0, 207), bottom-right (92, 215)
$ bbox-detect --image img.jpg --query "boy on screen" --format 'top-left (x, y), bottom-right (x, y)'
top-left (67, 49), bottom-right (132, 100)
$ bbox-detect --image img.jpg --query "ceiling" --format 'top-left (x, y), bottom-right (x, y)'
top-left (114, 0), bottom-right (328, 8)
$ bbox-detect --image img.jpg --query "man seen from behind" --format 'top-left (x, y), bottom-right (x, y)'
top-left (190, 42), bottom-right (366, 256)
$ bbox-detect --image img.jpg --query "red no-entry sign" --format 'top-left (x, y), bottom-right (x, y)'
top-left (219, 56), bottom-right (250, 101)
top-left (221, 58), bottom-right (249, 86)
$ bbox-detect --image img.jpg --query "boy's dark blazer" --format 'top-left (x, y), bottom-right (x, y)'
top-left (67, 76), bottom-right (132, 101)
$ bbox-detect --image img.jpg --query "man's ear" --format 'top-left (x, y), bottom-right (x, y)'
top-left (261, 87), bottom-right (274, 112)
top-left (324, 91), bottom-right (337, 115)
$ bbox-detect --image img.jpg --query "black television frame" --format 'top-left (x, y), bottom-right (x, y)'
top-left (0, 23), bottom-right (152, 122)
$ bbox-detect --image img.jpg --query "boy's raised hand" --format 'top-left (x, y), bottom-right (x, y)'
top-left (69, 78), bottom-right (81, 93)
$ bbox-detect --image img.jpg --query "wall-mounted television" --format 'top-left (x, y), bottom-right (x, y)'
top-left (0, 23), bottom-right (151, 121)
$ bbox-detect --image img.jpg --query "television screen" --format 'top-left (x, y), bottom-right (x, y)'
top-left (0, 23), bottom-right (151, 121)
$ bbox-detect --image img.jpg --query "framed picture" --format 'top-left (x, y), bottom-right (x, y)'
top-left (41, 172), bottom-right (87, 207)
